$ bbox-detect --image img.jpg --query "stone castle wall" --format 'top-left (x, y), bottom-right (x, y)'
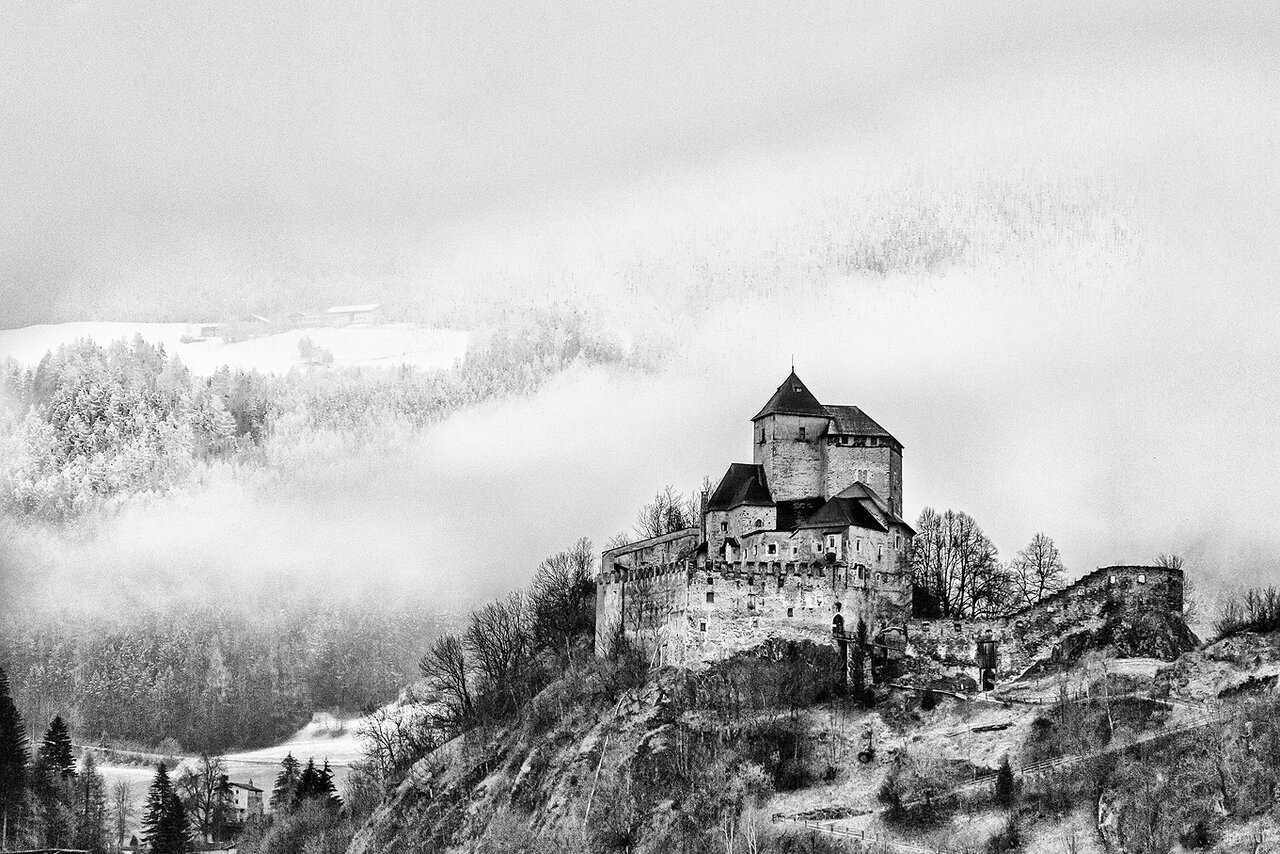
top-left (899, 565), bottom-right (1187, 691)
top-left (598, 559), bottom-right (1191, 689)
top-left (595, 528), bottom-right (700, 661)
top-left (595, 547), bottom-right (913, 667)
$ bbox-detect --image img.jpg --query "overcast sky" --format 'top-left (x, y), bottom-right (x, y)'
top-left (2, 1), bottom-right (1276, 323)
top-left (1, 1), bottom-right (1278, 612)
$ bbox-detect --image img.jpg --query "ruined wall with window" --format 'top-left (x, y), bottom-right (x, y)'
top-left (899, 565), bottom-right (1193, 692)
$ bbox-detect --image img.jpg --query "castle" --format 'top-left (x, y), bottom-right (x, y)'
top-left (595, 371), bottom-right (1194, 691)
top-left (595, 371), bottom-right (916, 671)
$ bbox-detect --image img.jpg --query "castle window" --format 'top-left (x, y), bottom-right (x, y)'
top-left (700, 622), bottom-right (706, 633)
top-left (720, 521), bottom-right (728, 533)
top-left (755, 518), bottom-right (763, 529)
top-left (1109, 575), bottom-right (1117, 584)
top-left (1137, 574), bottom-right (1146, 584)
top-left (752, 545), bottom-right (758, 557)
top-left (767, 543), bottom-right (777, 555)
top-left (747, 595), bottom-right (756, 611)
top-left (748, 575), bottom-right (755, 586)
top-left (752, 619), bottom-right (759, 628)
top-left (835, 602), bottom-right (842, 613)
top-left (777, 575), bottom-right (785, 589)
top-left (787, 607), bottom-right (794, 617)
top-left (706, 591), bottom-right (714, 604)
top-left (856, 538), bottom-right (862, 552)
top-left (895, 535), bottom-right (903, 550)
top-left (707, 576), bottom-right (714, 586)
top-left (798, 426), bottom-right (806, 440)
top-left (877, 544), bottom-right (884, 560)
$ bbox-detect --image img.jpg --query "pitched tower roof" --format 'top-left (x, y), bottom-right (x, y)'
top-left (752, 371), bottom-right (829, 421)
top-left (707, 463), bottom-right (773, 510)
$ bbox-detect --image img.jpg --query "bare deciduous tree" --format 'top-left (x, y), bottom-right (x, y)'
top-left (358, 700), bottom-right (438, 784)
top-left (633, 485), bottom-right (698, 540)
top-left (465, 592), bottom-right (532, 713)
top-left (1010, 533), bottom-right (1066, 610)
top-left (908, 508), bottom-right (1009, 618)
top-left (176, 754), bottom-right (231, 843)
top-left (111, 779), bottom-right (133, 852)
top-left (529, 538), bottom-right (596, 661)
top-left (419, 634), bottom-right (473, 727)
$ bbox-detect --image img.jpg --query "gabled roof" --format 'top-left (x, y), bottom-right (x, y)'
top-left (794, 492), bottom-right (888, 532)
top-left (752, 371), bottom-right (829, 421)
top-left (707, 463), bottom-right (773, 510)
top-left (824, 404), bottom-right (895, 440)
top-left (826, 481), bottom-right (915, 533)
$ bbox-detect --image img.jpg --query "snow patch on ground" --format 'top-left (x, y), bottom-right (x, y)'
top-left (0, 321), bottom-right (470, 375)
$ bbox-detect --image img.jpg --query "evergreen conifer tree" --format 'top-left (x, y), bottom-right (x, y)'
top-left (39, 716), bottom-right (76, 780)
top-left (142, 763), bottom-right (190, 854)
top-left (318, 760), bottom-right (342, 808)
top-left (0, 667), bottom-right (29, 849)
top-left (74, 753), bottom-right (109, 854)
top-left (30, 752), bottom-right (73, 849)
top-left (295, 759), bottom-right (321, 803)
top-left (270, 753), bottom-right (300, 812)
top-left (995, 755), bottom-right (1016, 806)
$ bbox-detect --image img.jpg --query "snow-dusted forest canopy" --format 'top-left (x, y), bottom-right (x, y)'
top-left (0, 309), bottom-right (626, 751)
top-left (0, 309), bottom-right (622, 522)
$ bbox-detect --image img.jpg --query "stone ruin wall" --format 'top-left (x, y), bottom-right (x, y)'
top-left (898, 565), bottom-right (1186, 691)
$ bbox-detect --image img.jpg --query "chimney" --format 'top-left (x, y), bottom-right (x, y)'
top-left (699, 490), bottom-right (709, 542)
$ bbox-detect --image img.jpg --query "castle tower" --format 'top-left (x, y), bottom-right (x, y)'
top-left (751, 371), bottom-right (904, 514)
top-left (751, 371), bottom-right (831, 502)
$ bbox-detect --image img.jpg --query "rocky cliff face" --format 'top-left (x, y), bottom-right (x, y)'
top-left (347, 641), bottom-right (848, 854)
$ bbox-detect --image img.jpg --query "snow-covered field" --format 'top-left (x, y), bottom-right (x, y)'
top-left (0, 321), bottom-right (470, 374)
top-left (96, 711), bottom-right (369, 837)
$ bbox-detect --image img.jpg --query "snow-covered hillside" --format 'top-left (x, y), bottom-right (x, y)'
top-left (0, 322), bottom-right (470, 375)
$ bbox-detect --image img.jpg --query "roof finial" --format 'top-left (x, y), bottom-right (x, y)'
top-left (791, 353), bottom-right (794, 373)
